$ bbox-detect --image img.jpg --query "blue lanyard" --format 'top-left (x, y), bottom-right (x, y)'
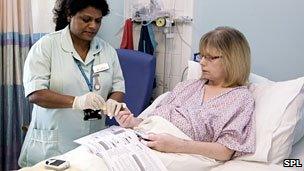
top-left (74, 58), bottom-right (94, 92)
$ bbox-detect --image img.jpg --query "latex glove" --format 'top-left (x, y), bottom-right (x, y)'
top-left (72, 92), bottom-right (105, 110)
top-left (104, 99), bottom-right (126, 119)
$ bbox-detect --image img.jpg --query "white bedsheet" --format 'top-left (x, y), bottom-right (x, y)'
top-left (20, 116), bottom-right (222, 171)
top-left (21, 116), bottom-right (301, 171)
top-left (20, 145), bottom-right (108, 171)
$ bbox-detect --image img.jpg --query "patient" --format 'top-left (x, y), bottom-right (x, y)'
top-left (115, 26), bottom-right (255, 161)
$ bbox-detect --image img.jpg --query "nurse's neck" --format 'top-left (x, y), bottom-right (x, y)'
top-left (70, 32), bottom-right (90, 61)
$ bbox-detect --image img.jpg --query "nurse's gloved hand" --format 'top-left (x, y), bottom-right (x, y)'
top-left (72, 92), bottom-right (105, 110)
top-left (104, 99), bottom-right (126, 119)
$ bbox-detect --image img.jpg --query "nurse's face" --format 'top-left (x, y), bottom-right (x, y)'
top-left (69, 6), bottom-right (102, 42)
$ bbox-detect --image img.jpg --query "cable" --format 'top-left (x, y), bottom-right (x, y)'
top-left (168, 36), bottom-right (174, 78)
top-left (172, 0), bottom-right (196, 84)
top-left (163, 33), bottom-right (167, 93)
top-left (181, 66), bottom-right (189, 82)
top-left (173, 0), bottom-right (177, 18)
top-left (175, 25), bottom-right (193, 52)
top-left (172, 0), bottom-right (193, 53)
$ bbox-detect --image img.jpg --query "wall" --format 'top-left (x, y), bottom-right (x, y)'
top-left (125, 0), bottom-right (194, 97)
top-left (31, 0), bottom-right (56, 33)
top-left (31, 1), bottom-right (304, 84)
top-left (31, 0), bottom-right (124, 48)
top-left (192, 0), bottom-right (304, 81)
top-left (97, 0), bottom-right (125, 48)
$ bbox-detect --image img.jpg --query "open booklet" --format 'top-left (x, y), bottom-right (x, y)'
top-left (74, 126), bottom-right (167, 171)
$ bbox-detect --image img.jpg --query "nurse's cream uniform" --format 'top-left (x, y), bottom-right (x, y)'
top-left (18, 26), bottom-right (125, 167)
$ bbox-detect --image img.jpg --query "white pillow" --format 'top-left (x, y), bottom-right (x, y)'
top-left (158, 60), bottom-right (304, 163)
top-left (239, 77), bottom-right (304, 163)
top-left (187, 60), bottom-right (202, 80)
top-left (292, 91), bottom-right (304, 145)
top-left (268, 91), bottom-right (304, 163)
top-left (249, 73), bottom-right (273, 84)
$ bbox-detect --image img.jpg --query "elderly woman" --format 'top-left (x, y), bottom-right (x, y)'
top-left (115, 26), bottom-right (255, 161)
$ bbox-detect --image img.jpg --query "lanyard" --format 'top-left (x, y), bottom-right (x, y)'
top-left (74, 58), bottom-right (94, 92)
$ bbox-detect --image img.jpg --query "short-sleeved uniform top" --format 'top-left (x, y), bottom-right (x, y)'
top-left (148, 79), bottom-right (255, 157)
top-left (18, 26), bottom-right (125, 167)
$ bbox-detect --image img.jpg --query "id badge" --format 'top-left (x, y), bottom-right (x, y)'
top-left (93, 63), bottom-right (109, 73)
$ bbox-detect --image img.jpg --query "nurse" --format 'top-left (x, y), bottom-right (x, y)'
top-left (18, 0), bottom-right (125, 167)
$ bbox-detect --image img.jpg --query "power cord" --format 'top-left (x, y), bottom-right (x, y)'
top-left (181, 66), bottom-right (188, 82)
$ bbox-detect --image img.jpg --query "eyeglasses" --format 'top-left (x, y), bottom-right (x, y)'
top-left (194, 53), bottom-right (222, 62)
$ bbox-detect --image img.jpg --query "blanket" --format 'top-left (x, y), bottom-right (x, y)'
top-left (20, 116), bottom-right (221, 171)
top-left (20, 116), bottom-right (294, 171)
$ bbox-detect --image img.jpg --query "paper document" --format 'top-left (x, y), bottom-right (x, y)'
top-left (74, 126), bottom-right (167, 171)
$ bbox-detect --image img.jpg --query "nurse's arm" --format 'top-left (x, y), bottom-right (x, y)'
top-left (108, 91), bottom-right (124, 102)
top-left (28, 89), bottom-right (74, 108)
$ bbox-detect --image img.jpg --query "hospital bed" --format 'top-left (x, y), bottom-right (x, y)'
top-left (20, 61), bottom-right (304, 171)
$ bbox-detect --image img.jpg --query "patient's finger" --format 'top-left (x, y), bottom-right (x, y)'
top-left (147, 133), bottom-right (157, 141)
top-left (117, 110), bottom-right (131, 117)
top-left (146, 141), bottom-right (156, 148)
top-left (122, 114), bottom-right (133, 125)
top-left (116, 111), bottom-right (130, 120)
top-left (120, 114), bottom-right (131, 124)
top-left (120, 115), bottom-right (128, 124)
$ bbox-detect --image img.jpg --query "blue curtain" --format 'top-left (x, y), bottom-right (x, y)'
top-left (0, 0), bottom-right (46, 170)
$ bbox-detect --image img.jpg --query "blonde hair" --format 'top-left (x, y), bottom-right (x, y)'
top-left (199, 26), bottom-right (251, 87)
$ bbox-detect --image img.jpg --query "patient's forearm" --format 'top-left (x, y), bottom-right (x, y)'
top-left (175, 140), bottom-right (234, 161)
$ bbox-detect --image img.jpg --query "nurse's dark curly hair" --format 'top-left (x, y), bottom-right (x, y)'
top-left (53, 0), bottom-right (110, 31)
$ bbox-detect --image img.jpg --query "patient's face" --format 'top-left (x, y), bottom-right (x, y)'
top-left (200, 47), bottom-right (226, 85)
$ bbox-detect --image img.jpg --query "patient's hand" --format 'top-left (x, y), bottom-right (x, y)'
top-left (145, 133), bottom-right (185, 153)
top-left (115, 108), bottom-right (143, 128)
